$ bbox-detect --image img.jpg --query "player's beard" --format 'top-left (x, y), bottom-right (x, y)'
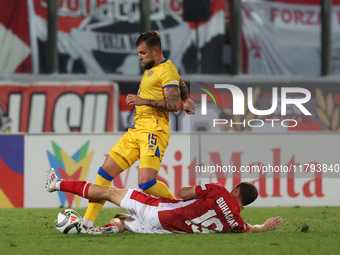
top-left (141, 60), bottom-right (155, 70)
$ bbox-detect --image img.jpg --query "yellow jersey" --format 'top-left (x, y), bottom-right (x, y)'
top-left (135, 57), bottom-right (180, 124)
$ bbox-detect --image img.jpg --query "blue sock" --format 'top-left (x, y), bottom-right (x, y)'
top-left (138, 179), bottom-right (157, 190)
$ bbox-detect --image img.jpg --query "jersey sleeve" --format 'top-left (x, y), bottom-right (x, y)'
top-left (233, 219), bottom-right (250, 233)
top-left (243, 223), bottom-right (251, 233)
top-left (195, 183), bottom-right (224, 199)
top-left (160, 65), bottom-right (180, 88)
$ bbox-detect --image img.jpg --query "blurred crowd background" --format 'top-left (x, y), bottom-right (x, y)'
top-left (1, 0), bottom-right (340, 133)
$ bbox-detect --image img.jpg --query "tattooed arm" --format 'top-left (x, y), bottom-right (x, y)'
top-left (180, 77), bottom-right (196, 115)
top-left (179, 77), bottom-right (189, 101)
top-left (148, 86), bottom-right (181, 111)
top-left (125, 86), bottom-right (181, 112)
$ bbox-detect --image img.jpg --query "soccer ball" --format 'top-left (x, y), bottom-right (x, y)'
top-left (55, 209), bottom-right (83, 234)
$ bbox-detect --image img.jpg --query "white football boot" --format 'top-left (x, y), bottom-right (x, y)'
top-left (45, 168), bottom-right (62, 192)
top-left (86, 224), bottom-right (119, 234)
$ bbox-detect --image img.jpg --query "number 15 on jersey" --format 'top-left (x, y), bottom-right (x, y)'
top-left (148, 133), bottom-right (157, 145)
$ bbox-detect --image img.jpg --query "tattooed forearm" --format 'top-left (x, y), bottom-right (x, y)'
top-left (147, 87), bottom-right (181, 111)
top-left (179, 77), bottom-right (189, 101)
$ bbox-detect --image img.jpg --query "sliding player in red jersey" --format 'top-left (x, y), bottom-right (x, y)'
top-left (46, 168), bottom-right (282, 234)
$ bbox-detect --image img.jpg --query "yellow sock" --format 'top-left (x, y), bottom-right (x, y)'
top-left (84, 174), bottom-right (111, 222)
top-left (145, 180), bottom-right (177, 200)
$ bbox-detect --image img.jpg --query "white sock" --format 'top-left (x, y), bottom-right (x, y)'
top-left (83, 218), bottom-right (94, 228)
top-left (56, 181), bottom-right (61, 190)
top-left (109, 225), bottom-right (119, 233)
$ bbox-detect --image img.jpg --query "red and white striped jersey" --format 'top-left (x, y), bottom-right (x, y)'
top-left (128, 183), bottom-right (249, 233)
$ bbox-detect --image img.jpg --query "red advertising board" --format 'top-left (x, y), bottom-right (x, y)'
top-left (0, 82), bottom-right (118, 133)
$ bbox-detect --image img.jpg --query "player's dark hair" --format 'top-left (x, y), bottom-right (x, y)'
top-left (135, 30), bottom-right (162, 51)
top-left (236, 182), bottom-right (258, 206)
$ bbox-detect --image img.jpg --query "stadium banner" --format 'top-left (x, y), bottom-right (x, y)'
top-left (0, 81), bottom-right (119, 133)
top-left (24, 133), bottom-right (339, 208)
top-left (194, 133), bottom-right (340, 207)
top-left (24, 133), bottom-right (192, 207)
top-left (0, 135), bottom-right (24, 208)
top-left (0, 0), bottom-right (31, 74)
top-left (241, 0), bottom-right (340, 75)
top-left (28, 0), bottom-right (225, 74)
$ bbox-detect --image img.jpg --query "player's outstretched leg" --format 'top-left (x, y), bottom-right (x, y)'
top-left (45, 168), bottom-right (127, 206)
top-left (45, 169), bottom-right (119, 234)
top-left (45, 168), bottom-right (91, 198)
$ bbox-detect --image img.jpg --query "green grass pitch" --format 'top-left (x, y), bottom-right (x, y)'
top-left (0, 207), bottom-right (340, 255)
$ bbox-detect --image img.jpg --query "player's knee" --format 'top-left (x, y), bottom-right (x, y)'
top-left (109, 218), bottom-right (116, 225)
top-left (138, 178), bottom-right (157, 191)
top-left (109, 218), bottom-right (125, 233)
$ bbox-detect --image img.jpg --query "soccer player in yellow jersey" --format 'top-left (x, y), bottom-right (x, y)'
top-left (83, 31), bottom-right (196, 228)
